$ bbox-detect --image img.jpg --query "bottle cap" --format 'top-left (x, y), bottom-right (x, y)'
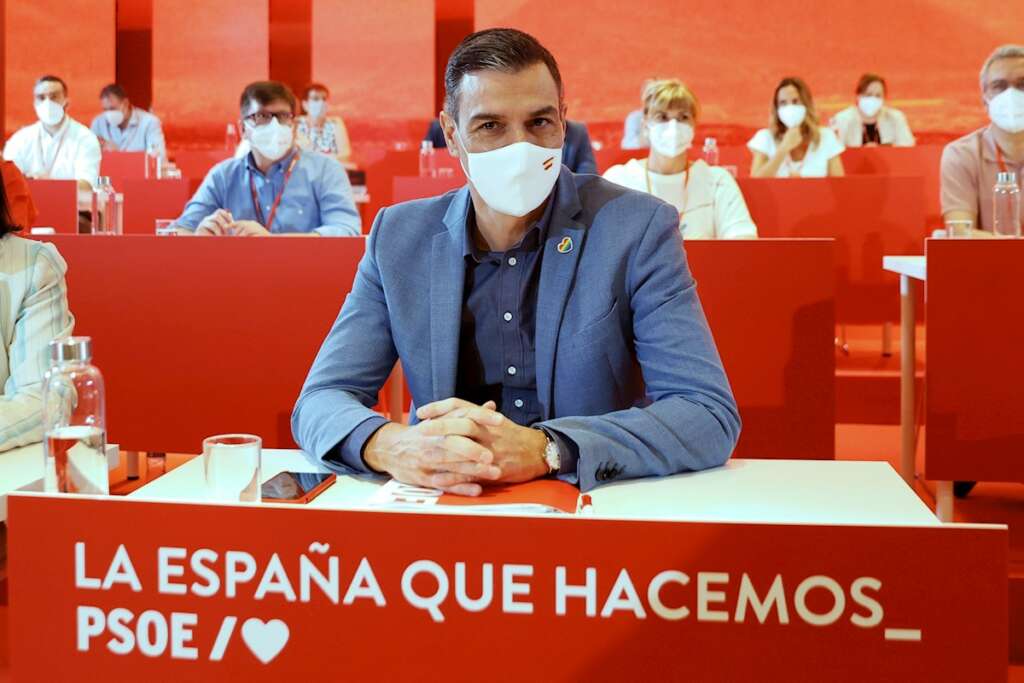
top-left (95, 175), bottom-right (111, 187)
top-left (49, 336), bottom-right (92, 364)
top-left (421, 140), bottom-right (434, 150)
top-left (997, 171), bottom-right (1018, 185)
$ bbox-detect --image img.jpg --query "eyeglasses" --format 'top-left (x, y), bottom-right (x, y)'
top-left (984, 78), bottom-right (1024, 98)
top-left (244, 111), bottom-right (295, 126)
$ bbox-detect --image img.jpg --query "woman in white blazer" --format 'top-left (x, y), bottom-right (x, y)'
top-left (0, 182), bottom-right (74, 452)
top-left (830, 73), bottom-right (915, 147)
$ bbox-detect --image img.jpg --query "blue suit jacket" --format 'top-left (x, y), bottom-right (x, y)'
top-left (424, 120), bottom-right (598, 175)
top-left (292, 168), bottom-right (740, 491)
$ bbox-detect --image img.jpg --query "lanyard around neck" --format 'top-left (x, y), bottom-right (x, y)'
top-left (37, 123), bottom-right (68, 177)
top-left (249, 152), bottom-right (300, 231)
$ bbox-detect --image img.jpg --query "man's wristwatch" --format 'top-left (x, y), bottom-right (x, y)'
top-left (539, 429), bottom-right (561, 474)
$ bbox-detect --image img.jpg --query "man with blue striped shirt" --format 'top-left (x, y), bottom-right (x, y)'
top-left (90, 84), bottom-right (166, 158)
top-left (173, 81), bottom-right (361, 237)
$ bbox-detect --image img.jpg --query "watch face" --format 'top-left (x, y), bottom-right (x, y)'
top-left (544, 439), bottom-right (560, 473)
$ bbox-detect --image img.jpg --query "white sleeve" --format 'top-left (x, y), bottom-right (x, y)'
top-left (602, 164), bottom-right (629, 187)
top-left (3, 130), bottom-right (29, 172)
top-left (711, 169), bottom-right (758, 239)
top-left (74, 130), bottom-right (102, 184)
top-left (819, 127), bottom-right (845, 159)
top-left (747, 129), bottom-right (774, 156)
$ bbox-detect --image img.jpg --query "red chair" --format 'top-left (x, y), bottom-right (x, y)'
top-left (24, 179), bottom-right (78, 233)
top-left (119, 179), bottom-right (191, 234)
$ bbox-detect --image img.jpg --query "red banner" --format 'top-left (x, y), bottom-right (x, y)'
top-left (7, 494), bottom-right (1007, 681)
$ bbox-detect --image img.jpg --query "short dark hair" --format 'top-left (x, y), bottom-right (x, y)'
top-left (239, 81), bottom-right (297, 115)
top-left (444, 28), bottom-right (563, 122)
top-left (302, 82), bottom-right (330, 100)
top-left (99, 83), bottom-right (127, 101)
top-left (0, 176), bottom-right (22, 238)
top-left (35, 75), bottom-right (68, 97)
top-left (856, 73), bottom-right (887, 96)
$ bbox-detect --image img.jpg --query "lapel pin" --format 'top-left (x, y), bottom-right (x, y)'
top-left (556, 236), bottom-right (573, 254)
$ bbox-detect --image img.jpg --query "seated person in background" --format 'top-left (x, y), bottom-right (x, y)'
top-left (0, 181), bottom-right (74, 452)
top-left (941, 44), bottom-right (1024, 235)
top-left (293, 28), bottom-right (739, 495)
top-left (90, 83), bottom-right (166, 158)
top-left (603, 79), bottom-right (757, 239)
top-left (296, 83), bottom-right (353, 167)
top-left (426, 118), bottom-right (598, 174)
top-left (622, 109), bottom-right (648, 150)
top-left (424, 119), bottom-right (448, 149)
top-left (174, 81), bottom-right (361, 237)
top-left (3, 75), bottom-right (101, 194)
top-left (1, 158), bottom-right (38, 229)
top-left (830, 73), bottom-right (915, 148)
top-left (749, 77), bottom-right (844, 178)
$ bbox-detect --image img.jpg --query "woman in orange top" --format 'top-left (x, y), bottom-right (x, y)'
top-left (1, 159), bottom-right (37, 229)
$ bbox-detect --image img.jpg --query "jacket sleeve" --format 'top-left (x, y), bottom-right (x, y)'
top-left (538, 202), bottom-right (741, 491)
top-left (291, 208), bottom-right (398, 469)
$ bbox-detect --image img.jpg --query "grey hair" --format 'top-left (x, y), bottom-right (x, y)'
top-left (980, 44), bottom-right (1024, 90)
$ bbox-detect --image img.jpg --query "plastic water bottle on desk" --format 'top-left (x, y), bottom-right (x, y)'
top-left (419, 140), bottom-right (436, 178)
top-left (90, 176), bottom-right (122, 235)
top-left (993, 171), bottom-right (1021, 237)
top-left (225, 122), bottom-right (240, 152)
top-left (144, 142), bottom-right (162, 179)
top-left (42, 337), bottom-right (108, 495)
top-left (703, 137), bottom-right (720, 166)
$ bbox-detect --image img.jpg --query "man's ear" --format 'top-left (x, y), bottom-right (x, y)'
top-left (439, 110), bottom-right (459, 157)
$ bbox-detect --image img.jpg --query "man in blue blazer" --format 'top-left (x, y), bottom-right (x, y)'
top-left (293, 28), bottom-right (739, 495)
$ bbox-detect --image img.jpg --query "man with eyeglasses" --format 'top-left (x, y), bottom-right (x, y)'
top-left (172, 81), bottom-right (360, 237)
top-left (941, 44), bottom-right (1024, 236)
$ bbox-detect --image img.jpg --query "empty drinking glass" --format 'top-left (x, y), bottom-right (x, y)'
top-left (944, 219), bottom-right (974, 239)
top-left (203, 434), bottom-right (261, 502)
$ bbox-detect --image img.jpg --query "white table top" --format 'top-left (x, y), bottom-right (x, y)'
top-left (1, 443), bottom-right (120, 523)
top-left (129, 450), bottom-right (940, 527)
top-left (883, 255), bottom-right (926, 281)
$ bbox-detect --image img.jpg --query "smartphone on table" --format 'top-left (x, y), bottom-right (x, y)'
top-left (261, 471), bottom-right (336, 504)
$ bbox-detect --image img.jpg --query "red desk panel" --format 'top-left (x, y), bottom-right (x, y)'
top-left (738, 176), bottom-right (926, 324)
top-left (392, 175), bottom-right (465, 205)
top-left (925, 239), bottom-right (1024, 483)
top-left (169, 149), bottom-right (231, 195)
top-left (100, 152), bottom-right (147, 183)
top-left (119, 179), bottom-right (191, 234)
top-left (688, 240), bottom-right (835, 459)
top-left (842, 145), bottom-right (944, 227)
top-left (24, 180), bottom-right (78, 233)
top-left (39, 235), bottom-right (366, 453)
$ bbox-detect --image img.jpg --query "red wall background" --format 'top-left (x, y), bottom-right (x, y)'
top-left (3, 0), bottom-right (115, 137)
top-left (476, 0), bottom-right (1024, 139)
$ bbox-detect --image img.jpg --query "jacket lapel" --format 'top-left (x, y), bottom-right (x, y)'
top-left (430, 188), bottom-right (470, 401)
top-left (536, 170), bottom-right (587, 419)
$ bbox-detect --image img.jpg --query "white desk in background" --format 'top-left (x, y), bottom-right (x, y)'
top-left (130, 449), bottom-right (940, 527)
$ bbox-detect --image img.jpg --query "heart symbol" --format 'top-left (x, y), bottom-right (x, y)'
top-left (241, 618), bottom-right (290, 664)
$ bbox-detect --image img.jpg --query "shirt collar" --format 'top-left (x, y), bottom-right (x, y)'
top-left (246, 147), bottom-right (299, 177)
top-left (981, 125), bottom-right (1024, 165)
top-left (39, 115), bottom-right (70, 139)
top-left (462, 185), bottom-right (557, 263)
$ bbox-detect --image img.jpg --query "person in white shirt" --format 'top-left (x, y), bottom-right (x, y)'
top-left (604, 79), bottom-right (757, 239)
top-left (0, 182), bottom-right (74, 452)
top-left (749, 77), bottom-right (845, 178)
top-left (2, 75), bottom-right (101, 194)
top-left (830, 73), bottom-right (915, 148)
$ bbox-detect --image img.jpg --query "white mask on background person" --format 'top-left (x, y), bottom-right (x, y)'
top-left (247, 118), bottom-right (294, 160)
top-left (647, 120), bottom-right (694, 158)
top-left (305, 100), bottom-right (327, 118)
top-left (35, 99), bottom-right (65, 127)
top-left (456, 129), bottom-right (562, 217)
top-left (777, 103), bottom-right (807, 129)
top-left (988, 87), bottom-right (1024, 134)
top-left (857, 95), bottom-right (884, 118)
top-left (103, 109), bottom-right (124, 127)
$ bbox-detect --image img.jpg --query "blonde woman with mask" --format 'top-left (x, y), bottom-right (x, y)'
top-left (603, 79), bottom-right (757, 239)
top-left (749, 77), bottom-right (845, 177)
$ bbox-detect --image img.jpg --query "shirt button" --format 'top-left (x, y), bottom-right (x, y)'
top-left (507, 256), bottom-right (517, 266)
top-left (507, 365), bottom-right (517, 376)
top-left (503, 311), bottom-right (513, 322)
top-left (514, 399), bottom-right (524, 408)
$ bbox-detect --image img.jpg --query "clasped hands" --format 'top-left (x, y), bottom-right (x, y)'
top-left (195, 209), bottom-right (270, 236)
top-left (362, 398), bottom-right (550, 497)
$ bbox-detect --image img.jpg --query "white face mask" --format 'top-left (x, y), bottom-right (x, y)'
top-left (104, 109), bottom-right (125, 127)
top-left (247, 118), bottom-right (295, 161)
top-left (778, 103), bottom-right (807, 129)
top-left (647, 120), bottom-right (694, 158)
top-left (857, 95), bottom-right (884, 118)
top-left (988, 87), bottom-right (1024, 134)
top-left (35, 98), bottom-right (65, 127)
top-left (305, 100), bottom-right (326, 118)
top-left (456, 129), bottom-right (562, 217)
